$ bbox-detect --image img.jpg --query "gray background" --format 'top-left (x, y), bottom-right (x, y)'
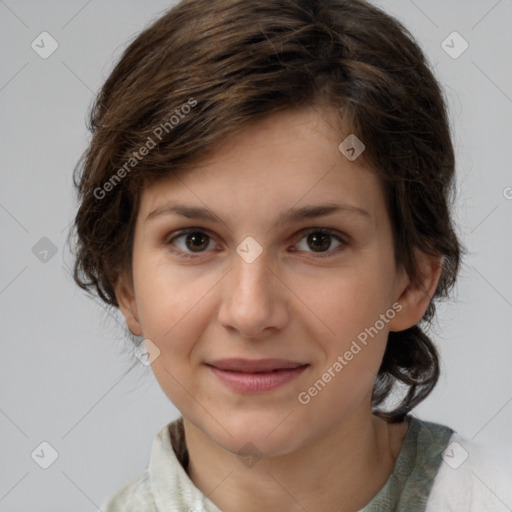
top-left (1, 0), bottom-right (511, 510)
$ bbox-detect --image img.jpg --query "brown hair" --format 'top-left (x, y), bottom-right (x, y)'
top-left (71, 0), bottom-right (461, 422)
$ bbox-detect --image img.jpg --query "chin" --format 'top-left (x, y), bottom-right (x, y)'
top-left (199, 408), bottom-right (311, 459)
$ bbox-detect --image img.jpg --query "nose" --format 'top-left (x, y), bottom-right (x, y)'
top-left (217, 247), bottom-right (290, 339)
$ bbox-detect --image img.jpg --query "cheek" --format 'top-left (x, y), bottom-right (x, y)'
top-left (294, 262), bottom-right (396, 403)
top-left (297, 274), bottom-right (393, 417)
top-left (296, 264), bottom-right (394, 340)
top-left (133, 260), bottom-right (217, 406)
top-left (132, 255), bottom-right (215, 352)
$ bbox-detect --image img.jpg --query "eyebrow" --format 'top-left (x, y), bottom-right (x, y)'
top-left (144, 201), bottom-right (371, 226)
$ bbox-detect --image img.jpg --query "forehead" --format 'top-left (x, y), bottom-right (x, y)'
top-left (137, 107), bottom-right (383, 225)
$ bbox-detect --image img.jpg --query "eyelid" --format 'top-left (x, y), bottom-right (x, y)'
top-left (165, 227), bottom-right (220, 258)
top-left (165, 226), bottom-right (350, 258)
top-left (298, 227), bottom-right (350, 244)
top-left (292, 227), bottom-right (349, 258)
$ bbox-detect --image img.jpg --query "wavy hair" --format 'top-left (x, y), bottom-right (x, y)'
top-left (71, 0), bottom-right (461, 422)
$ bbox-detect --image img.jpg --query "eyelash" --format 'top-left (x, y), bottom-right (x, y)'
top-left (165, 227), bottom-right (349, 259)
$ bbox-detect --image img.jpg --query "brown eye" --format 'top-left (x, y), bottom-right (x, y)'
top-left (306, 231), bottom-right (332, 252)
top-left (184, 232), bottom-right (210, 252)
top-left (167, 229), bottom-right (216, 257)
top-left (294, 229), bottom-right (347, 256)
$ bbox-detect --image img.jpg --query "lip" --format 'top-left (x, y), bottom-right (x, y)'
top-left (208, 358), bottom-right (307, 372)
top-left (206, 358), bottom-right (309, 393)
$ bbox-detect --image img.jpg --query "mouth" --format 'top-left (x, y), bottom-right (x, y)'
top-left (206, 358), bottom-right (309, 393)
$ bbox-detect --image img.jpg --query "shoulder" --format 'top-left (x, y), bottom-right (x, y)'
top-left (100, 469), bottom-right (158, 512)
top-left (426, 430), bottom-right (512, 512)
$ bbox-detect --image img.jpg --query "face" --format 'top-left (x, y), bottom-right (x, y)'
top-left (117, 107), bottom-right (413, 457)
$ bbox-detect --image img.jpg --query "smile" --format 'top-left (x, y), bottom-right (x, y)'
top-left (206, 358), bottom-right (309, 392)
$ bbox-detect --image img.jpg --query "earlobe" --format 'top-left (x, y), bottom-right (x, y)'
top-left (388, 251), bottom-right (443, 332)
top-left (115, 275), bottom-right (143, 336)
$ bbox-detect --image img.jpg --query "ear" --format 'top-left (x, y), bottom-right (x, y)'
top-left (388, 250), bottom-right (443, 332)
top-left (115, 273), bottom-right (143, 336)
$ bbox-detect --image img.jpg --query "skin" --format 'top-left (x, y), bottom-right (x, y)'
top-left (116, 106), bottom-right (442, 511)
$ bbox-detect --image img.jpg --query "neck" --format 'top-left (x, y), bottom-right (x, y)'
top-left (183, 409), bottom-right (407, 512)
